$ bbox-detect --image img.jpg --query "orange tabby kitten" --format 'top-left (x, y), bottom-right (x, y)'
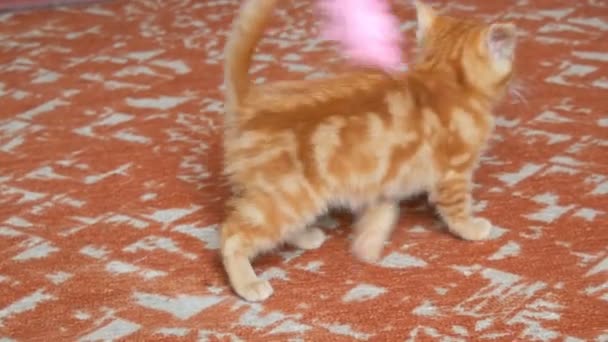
top-left (221, 0), bottom-right (517, 301)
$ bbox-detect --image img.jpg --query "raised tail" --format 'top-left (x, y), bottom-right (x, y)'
top-left (224, 0), bottom-right (279, 112)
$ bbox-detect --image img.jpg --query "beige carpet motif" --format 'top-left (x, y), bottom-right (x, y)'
top-left (0, 0), bottom-right (607, 340)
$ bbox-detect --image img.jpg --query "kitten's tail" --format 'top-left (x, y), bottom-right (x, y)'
top-left (224, 0), bottom-right (279, 112)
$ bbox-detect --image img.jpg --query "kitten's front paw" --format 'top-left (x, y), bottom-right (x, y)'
top-left (452, 217), bottom-right (492, 241)
top-left (235, 279), bottom-right (274, 302)
top-left (352, 232), bottom-right (385, 263)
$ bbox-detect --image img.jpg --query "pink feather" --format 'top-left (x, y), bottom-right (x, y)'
top-left (318, 0), bottom-right (405, 71)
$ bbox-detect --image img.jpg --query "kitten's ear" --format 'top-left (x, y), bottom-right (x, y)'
top-left (486, 23), bottom-right (517, 60)
top-left (414, 1), bottom-right (436, 41)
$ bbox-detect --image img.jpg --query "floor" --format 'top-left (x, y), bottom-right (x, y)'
top-left (0, 0), bottom-right (607, 341)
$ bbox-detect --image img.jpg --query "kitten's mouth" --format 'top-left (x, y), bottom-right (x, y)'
top-left (501, 78), bottom-right (530, 120)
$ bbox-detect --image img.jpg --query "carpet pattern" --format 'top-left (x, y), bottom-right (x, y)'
top-left (1, 0), bottom-right (607, 341)
top-left (0, 0), bottom-right (104, 12)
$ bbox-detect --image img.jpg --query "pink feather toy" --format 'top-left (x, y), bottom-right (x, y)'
top-left (318, 0), bottom-right (405, 72)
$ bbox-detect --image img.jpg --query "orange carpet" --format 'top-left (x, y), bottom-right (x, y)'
top-left (0, 0), bottom-right (105, 12)
top-left (1, 0), bottom-right (607, 340)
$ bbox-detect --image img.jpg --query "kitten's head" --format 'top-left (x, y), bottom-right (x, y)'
top-left (413, 1), bottom-right (517, 94)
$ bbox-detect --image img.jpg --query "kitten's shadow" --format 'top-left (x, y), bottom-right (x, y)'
top-left (311, 193), bottom-right (444, 239)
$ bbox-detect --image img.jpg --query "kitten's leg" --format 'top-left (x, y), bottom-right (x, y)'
top-left (432, 172), bottom-right (492, 240)
top-left (286, 227), bottom-right (326, 250)
top-left (221, 214), bottom-right (276, 302)
top-left (221, 184), bottom-right (320, 302)
top-left (351, 201), bottom-right (400, 263)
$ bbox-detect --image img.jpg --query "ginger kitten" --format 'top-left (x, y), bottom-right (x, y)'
top-left (220, 0), bottom-right (517, 302)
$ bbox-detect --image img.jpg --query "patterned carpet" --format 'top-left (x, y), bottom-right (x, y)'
top-left (1, 0), bottom-right (607, 340)
top-left (0, 0), bottom-right (104, 12)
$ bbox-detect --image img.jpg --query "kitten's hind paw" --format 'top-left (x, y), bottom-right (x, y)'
top-left (287, 227), bottom-right (326, 250)
top-left (453, 217), bottom-right (492, 241)
top-left (235, 279), bottom-right (274, 302)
